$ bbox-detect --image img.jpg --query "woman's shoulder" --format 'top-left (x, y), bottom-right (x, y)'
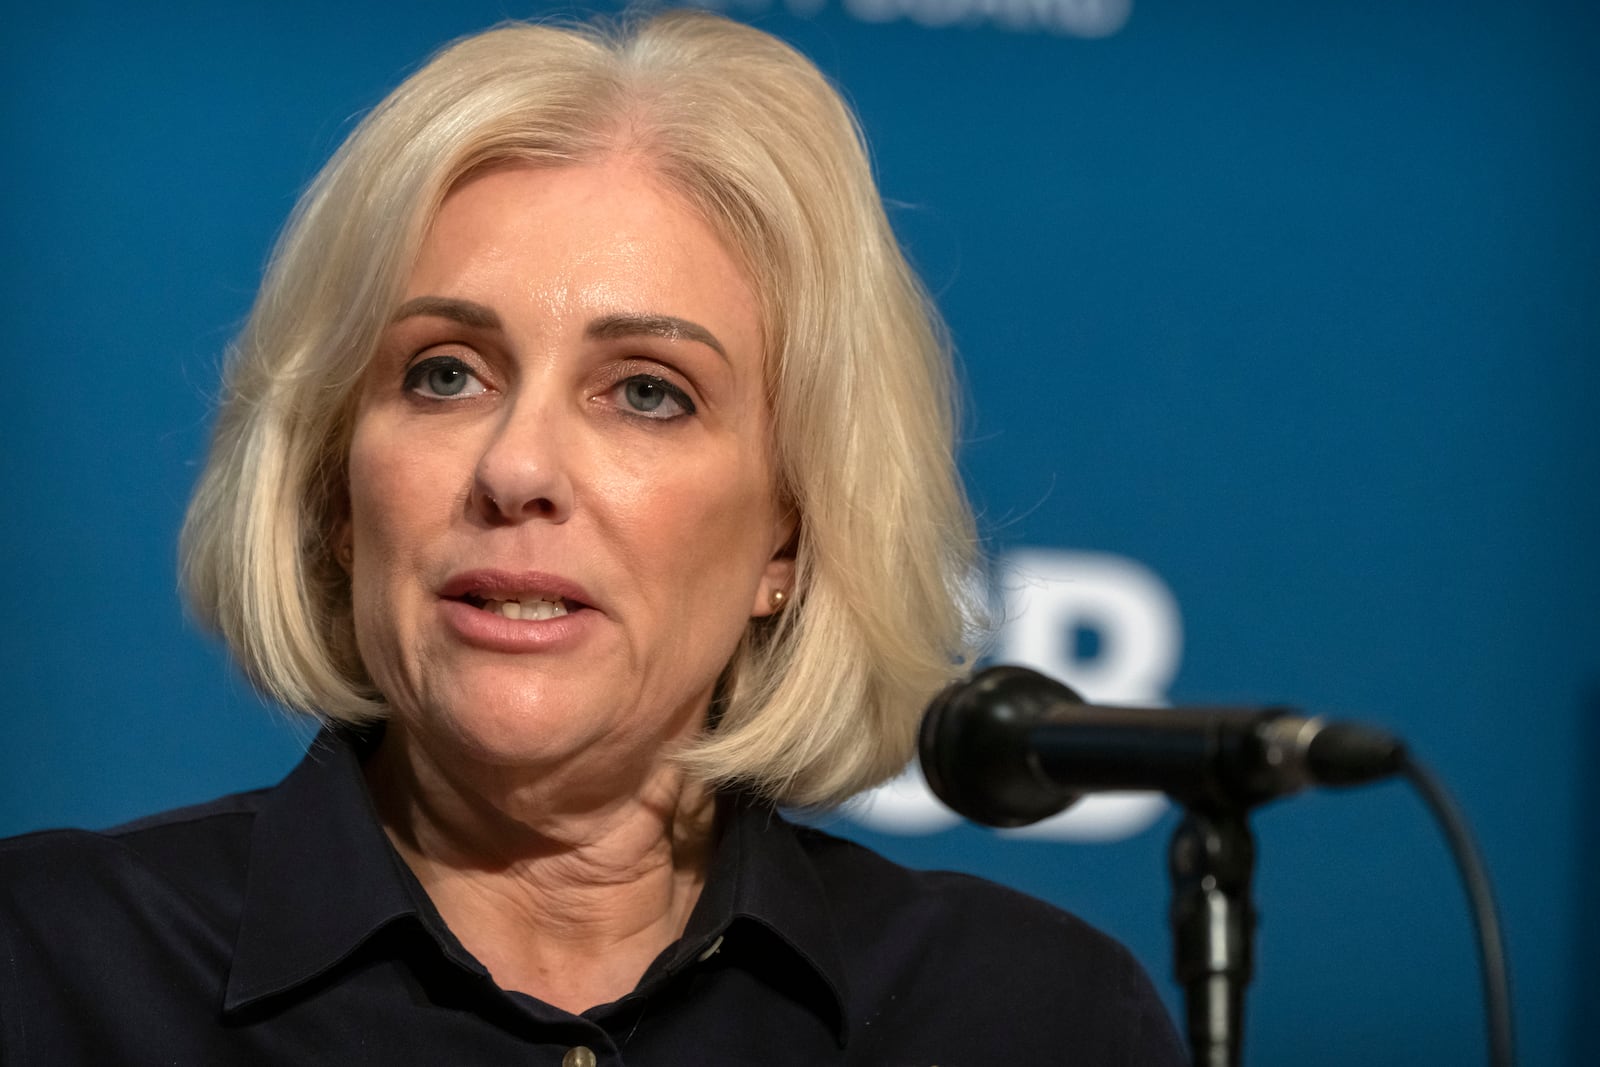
top-left (0, 789), bottom-right (269, 922)
top-left (789, 819), bottom-right (1123, 948)
top-left (776, 817), bottom-right (1188, 1063)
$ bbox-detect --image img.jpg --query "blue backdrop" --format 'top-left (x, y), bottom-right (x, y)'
top-left (3, 2), bottom-right (1596, 1064)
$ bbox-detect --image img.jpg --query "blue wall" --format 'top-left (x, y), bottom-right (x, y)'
top-left (3, 2), bottom-right (1596, 1063)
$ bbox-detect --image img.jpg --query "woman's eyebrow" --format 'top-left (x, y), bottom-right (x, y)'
top-left (587, 312), bottom-right (728, 363)
top-left (391, 296), bottom-right (501, 330)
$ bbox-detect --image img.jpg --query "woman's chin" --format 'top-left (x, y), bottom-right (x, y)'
top-left (421, 692), bottom-right (609, 769)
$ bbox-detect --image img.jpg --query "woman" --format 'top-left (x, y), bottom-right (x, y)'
top-left (0, 11), bottom-right (1184, 1064)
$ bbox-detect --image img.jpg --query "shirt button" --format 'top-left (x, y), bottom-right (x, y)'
top-left (562, 1047), bottom-right (598, 1067)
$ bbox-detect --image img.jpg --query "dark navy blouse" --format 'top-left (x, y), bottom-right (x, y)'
top-left (0, 729), bottom-right (1185, 1065)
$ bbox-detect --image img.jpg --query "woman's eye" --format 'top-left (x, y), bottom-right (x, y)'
top-left (403, 356), bottom-right (486, 400)
top-left (617, 375), bottom-right (695, 419)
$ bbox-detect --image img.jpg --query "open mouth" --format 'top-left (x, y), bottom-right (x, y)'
top-left (453, 593), bottom-right (578, 621)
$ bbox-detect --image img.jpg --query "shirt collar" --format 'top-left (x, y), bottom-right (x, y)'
top-left (223, 727), bottom-right (465, 1013)
top-left (222, 727), bottom-right (849, 1042)
top-left (642, 795), bottom-right (850, 1043)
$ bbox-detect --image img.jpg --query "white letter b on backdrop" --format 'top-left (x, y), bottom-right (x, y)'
top-left (849, 548), bottom-right (1180, 840)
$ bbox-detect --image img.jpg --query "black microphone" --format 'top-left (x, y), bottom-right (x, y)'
top-left (918, 665), bottom-right (1407, 827)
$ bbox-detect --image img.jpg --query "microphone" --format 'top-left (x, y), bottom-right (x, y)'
top-left (918, 665), bottom-right (1407, 827)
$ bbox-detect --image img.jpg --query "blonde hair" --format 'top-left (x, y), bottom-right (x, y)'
top-left (181, 9), bottom-right (985, 807)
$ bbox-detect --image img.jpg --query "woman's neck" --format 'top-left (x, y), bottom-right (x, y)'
top-left (362, 724), bottom-right (718, 1014)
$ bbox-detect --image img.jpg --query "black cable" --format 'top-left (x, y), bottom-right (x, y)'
top-left (1401, 755), bottom-right (1516, 1067)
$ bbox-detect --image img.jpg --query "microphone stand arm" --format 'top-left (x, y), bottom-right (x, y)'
top-left (1169, 806), bottom-right (1257, 1067)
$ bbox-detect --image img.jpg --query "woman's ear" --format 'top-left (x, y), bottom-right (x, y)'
top-left (332, 519), bottom-right (353, 575)
top-left (751, 557), bottom-right (797, 618)
top-left (324, 477), bottom-right (354, 576)
top-left (750, 510), bottom-right (799, 618)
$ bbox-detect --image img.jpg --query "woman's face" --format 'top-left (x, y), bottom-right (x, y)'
top-left (343, 159), bottom-right (792, 777)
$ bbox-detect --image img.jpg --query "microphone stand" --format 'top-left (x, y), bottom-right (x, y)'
top-left (1168, 806), bottom-right (1257, 1067)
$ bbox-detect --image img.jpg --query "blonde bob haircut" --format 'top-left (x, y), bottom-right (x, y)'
top-left (182, 9), bottom-right (985, 808)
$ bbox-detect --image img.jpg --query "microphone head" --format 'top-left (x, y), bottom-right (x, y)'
top-left (918, 665), bottom-right (1083, 828)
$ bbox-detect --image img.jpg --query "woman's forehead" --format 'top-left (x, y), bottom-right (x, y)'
top-left (407, 161), bottom-right (762, 351)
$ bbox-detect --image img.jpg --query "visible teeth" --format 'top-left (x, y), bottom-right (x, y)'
top-left (485, 597), bottom-right (568, 621)
top-left (523, 598), bottom-right (569, 621)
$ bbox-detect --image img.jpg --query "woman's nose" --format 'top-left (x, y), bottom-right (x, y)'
top-left (469, 399), bottom-right (574, 525)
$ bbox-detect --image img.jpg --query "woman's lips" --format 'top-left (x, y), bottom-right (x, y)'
top-left (437, 569), bottom-right (600, 652)
top-left (438, 568), bottom-right (596, 607)
top-left (438, 597), bottom-right (595, 653)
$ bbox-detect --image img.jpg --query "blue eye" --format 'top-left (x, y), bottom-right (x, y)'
top-left (619, 375), bottom-right (695, 419)
top-left (404, 356), bottom-right (485, 399)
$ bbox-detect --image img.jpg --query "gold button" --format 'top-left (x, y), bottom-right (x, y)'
top-left (562, 1047), bottom-right (598, 1067)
